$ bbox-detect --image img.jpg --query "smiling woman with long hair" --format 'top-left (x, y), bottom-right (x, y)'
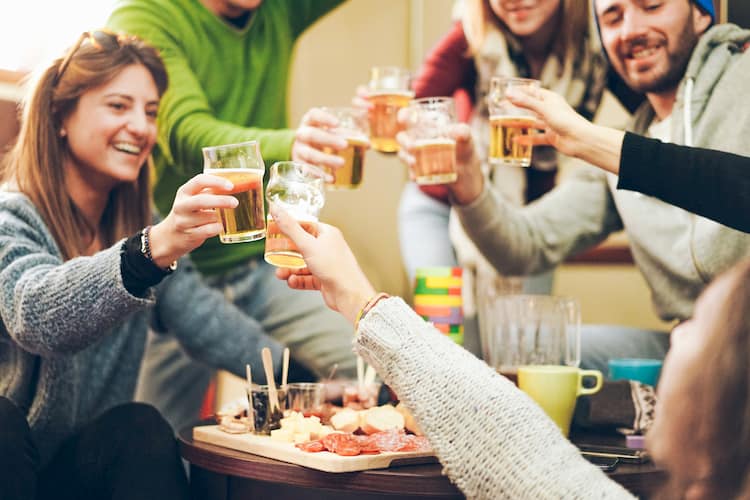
top-left (0, 31), bottom-right (283, 500)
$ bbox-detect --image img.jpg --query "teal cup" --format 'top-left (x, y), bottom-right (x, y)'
top-left (608, 358), bottom-right (663, 387)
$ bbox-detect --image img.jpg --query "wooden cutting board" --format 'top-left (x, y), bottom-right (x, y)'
top-left (193, 425), bottom-right (438, 473)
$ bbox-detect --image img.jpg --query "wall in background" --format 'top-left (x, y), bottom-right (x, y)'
top-left (289, 0), bottom-right (455, 298)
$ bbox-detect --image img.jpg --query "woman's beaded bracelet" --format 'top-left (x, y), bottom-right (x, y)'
top-left (354, 292), bottom-right (390, 331)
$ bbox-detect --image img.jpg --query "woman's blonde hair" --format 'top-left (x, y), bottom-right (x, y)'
top-left (463, 0), bottom-right (589, 63)
top-left (0, 31), bottom-right (167, 260)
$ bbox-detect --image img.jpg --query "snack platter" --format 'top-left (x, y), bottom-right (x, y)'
top-left (192, 425), bottom-right (437, 473)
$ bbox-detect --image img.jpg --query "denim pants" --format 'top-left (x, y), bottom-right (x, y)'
top-left (135, 259), bottom-right (357, 433)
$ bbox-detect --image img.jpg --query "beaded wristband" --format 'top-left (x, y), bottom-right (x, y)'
top-left (354, 292), bottom-right (390, 331)
top-left (140, 225), bottom-right (177, 273)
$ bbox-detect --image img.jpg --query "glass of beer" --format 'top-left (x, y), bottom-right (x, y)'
top-left (406, 97), bottom-right (458, 185)
top-left (202, 140), bottom-right (266, 243)
top-left (319, 106), bottom-right (370, 190)
top-left (487, 77), bottom-right (541, 167)
top-left (367, 66), bottom-right (414, 153)
top-left (264, 161), bottom-right (325, 269)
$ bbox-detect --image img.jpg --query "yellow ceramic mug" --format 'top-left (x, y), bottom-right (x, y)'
top-left (518, 365), bottom-right (603, 436)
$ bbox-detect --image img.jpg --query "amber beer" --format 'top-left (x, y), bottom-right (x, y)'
top-left (204, 168), bottom-right (265, 243)
top-left (489, 115), bottom-right (536, 167)
top-left (264, 216), bottom-right (319, 269)
top-left (368, 91), bottom-right (414, 153)
top-left (323, 135), bottom-right (369, 189)
top-left (413, 139), bottom-right (457, 185)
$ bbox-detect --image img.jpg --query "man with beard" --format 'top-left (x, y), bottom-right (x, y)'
top-left (441, 0), bottom-right (750, 374)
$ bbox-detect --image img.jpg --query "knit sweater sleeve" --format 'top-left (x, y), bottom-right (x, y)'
top-left (151, 258), bottom-right (284, 381)
top-left (355, 297), bottom-right (635, 500)
top-left (0, 194), bottom-right (153, 356)
top-left (617, 131), bottom-right (750, 233)
top-left (454, 166), bottom-right (623, 275)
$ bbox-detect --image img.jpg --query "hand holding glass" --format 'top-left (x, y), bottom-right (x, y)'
top-left (488, 77), bottom-right (541, 167)
top-left (367, 66), bottom-right (413, 153)
top-left (319, 107), bottom-right (370, 189)
top-left (202, 140), bottom-right (266, 243)
top-left (406, 97), bottom-right (458, 185)
top-left (264, 161), bottom-right (325, 269)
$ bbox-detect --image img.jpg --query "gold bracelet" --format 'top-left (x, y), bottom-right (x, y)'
top-left (354, 292), bottom-right (390, 331)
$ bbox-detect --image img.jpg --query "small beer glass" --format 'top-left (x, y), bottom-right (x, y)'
top-left (320, 106), bottom-right (370, 190)
top-left (367, 66), bottom-right (414, 153)
top-left (264, 161), bottom-right (325, 269)
top-left (406, 97), bottom-right (457, 185)
top-left (487, 77), bottom-right (541, 167)
top-left (202, 140), bottom-right (266, 243)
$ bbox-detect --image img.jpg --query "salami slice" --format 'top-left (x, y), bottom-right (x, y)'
top-left (322, 432), bottom-right (362, 456)
top-left (295, 440), bottom-right (325, 453)
top-left (397, 434), bottom-right (431, 452)
top-left (369, 429), bottom-right (408, 452)
top-left (354, 435), bottom-right (381, 454)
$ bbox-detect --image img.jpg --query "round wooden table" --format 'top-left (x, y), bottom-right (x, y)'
top-left (178, 427), bottom-right (666, 499)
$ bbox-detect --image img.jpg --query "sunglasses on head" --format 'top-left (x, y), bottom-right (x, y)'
top-left (53, 30), bottom-right (135, 86)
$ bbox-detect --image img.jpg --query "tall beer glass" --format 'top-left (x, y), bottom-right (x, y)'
top-left (320, 107), bottom-right (370, 190)
top-left (367, 66), bottom-right (413, 153)
top-left (488, 77), bottom-right (541, 167)
top-left (406, 97), bottom-right (457, 185)
top-left (202, 140), bottom-right (265, 243)
top-left (264, 161), bottom-right (325, 269)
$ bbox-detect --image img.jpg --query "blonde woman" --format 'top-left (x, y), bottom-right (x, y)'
top-left (398, 0), bottom-right (609, 354)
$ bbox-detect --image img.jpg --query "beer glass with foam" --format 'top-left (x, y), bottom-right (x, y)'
top-left (202, 140), bottom-right (266, 243)
top-left (406, 97), bottom-right (457, 185)
top-left (264, 161), bottom-right (325, 269)
top-left (367, 66), bottom-right (414, 153)
top-left (319, 107), bottom-right (370, 190)
top-left (487, 77), bottom-right (541, 167)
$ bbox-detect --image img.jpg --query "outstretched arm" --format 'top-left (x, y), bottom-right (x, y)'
top-left (507, 86), bottom-right (750, 233)
top-left (505, 86), bottom-right (624, 174)
top-left (269, 208), bottom-right (632, 499)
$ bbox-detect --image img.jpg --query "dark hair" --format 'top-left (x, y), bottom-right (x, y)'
top-left (1, 31), bottom-right (168, 260)
top-left (658, 258), bottom-right (750, 498)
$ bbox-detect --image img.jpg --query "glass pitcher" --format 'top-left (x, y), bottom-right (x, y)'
top-left (478, 293), bottom-right (581, 384)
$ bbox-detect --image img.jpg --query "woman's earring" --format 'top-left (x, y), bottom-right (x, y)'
top-left (59, 129), bottom-right (67, 138)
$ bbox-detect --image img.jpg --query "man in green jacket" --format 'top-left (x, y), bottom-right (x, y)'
top-left (107, 0), bottom-right (354, 432)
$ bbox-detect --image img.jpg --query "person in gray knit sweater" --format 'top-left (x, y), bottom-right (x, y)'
top-left (272, 204), bottom-right (750, 499)
top-left (0, 32), bottom-right (287, 499)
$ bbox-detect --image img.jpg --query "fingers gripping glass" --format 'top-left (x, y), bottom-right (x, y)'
top-left (53, 30), bottom-right (132, 86)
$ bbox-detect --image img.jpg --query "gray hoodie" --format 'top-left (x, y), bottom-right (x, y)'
top-left (456, 24), bottom-right (750, 322)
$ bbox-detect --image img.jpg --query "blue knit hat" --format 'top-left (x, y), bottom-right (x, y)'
top-left (692, 0), bottom-right (716, 23)
top-left (593, 0), bottom-right (716, 32)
